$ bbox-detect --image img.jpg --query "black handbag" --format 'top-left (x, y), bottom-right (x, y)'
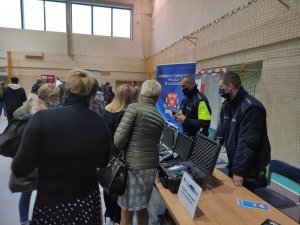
top-left (0, 119), bottom-right (28, 158)
top-left (97, 152), bottom-right (127, 196)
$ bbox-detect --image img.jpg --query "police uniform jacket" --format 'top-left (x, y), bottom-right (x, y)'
top-left (216, 86), bottom-right (271, 181)
top-left (180, 87), bottom-right (211, 137)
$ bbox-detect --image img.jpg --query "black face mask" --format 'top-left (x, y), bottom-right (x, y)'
top-left (219, 88), bottom-right (230, 100)
top-left (182, 87), bottom-right (193, 98)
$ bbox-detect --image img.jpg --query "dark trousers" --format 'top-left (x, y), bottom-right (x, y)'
top-left (6, 108), bottom-right (15, 122)
top-left (103, 192), bottom-right (121, 223)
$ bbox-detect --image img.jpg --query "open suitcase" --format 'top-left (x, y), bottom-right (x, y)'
top-left (158, 123), bottom-right (177, 162)
top-left (159, 131), bottom-right (194, 164)
top-left (171, 132), bottom-right (194, 161)
top-left (158, 132), bottom-right (221, 193)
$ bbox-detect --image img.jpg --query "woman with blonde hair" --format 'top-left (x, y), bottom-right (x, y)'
top-left (102, 84), bottom-right (136, 224)
top-left (12, 69), bottom-right (111, 225)
top-left (37, 83), bottom-right (60, 107)
top-left (14, 83), bottom-right (60, 119)
top-left (104, 84), bottom-right (135, 135)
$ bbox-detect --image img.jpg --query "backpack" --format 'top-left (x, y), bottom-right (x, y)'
top-left (0, 119), bottom-right (28, 158)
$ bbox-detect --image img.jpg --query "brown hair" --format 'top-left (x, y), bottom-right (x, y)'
top-left (11, 76), bottom-right (19, 84)
top-left (105, 84), bottom-right (135, 113)
top-left (220, 71), bottom-right (241, 88)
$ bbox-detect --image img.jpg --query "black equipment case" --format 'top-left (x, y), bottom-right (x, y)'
top-left (159, 131), bottom-right (194, 163)
top-left (171, 132), bottom-right (194, 161)
top-left (158, 132), bottom-right (221, 193)
top-left (158, 123), bottom-right (177, 162)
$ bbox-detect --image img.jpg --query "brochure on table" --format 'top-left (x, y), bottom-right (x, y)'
top-left (178, 172), bottom-right (202, 219)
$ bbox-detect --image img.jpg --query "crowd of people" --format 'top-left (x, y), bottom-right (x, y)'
top-left (1, 70), bottom-right (271, 225)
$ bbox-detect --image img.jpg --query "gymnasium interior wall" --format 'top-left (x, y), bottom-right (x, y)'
top-left (146, 0), bottom-right (300, 166)
top-left (0, 0), bottom-right (154, 92)
top-left (0, 0), bottom-right (299, 166)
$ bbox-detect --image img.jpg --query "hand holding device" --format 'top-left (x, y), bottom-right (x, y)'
top-left (173, 113), bottom-right (185, 123)
top-left (171, 110), bottom-right (178, 115)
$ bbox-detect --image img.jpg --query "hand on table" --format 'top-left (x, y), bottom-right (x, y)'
top-left (232, 174), bottom-right (244, 187)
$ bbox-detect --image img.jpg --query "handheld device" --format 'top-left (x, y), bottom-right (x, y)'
top-left (171, 110), bottom-right (179, 115)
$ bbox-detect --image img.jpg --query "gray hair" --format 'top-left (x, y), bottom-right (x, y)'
top-left (141, 79), bottom-right (161, 99)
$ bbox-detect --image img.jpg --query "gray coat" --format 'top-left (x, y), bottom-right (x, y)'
top-left (114, 98), bottom-right (164, 170)
top-left (13, 94), bottom-right (47, 121)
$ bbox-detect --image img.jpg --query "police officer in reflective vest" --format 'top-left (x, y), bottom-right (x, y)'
top-left (173, 75), bottom-right (212, 137)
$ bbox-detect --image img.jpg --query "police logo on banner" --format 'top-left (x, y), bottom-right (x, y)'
top-left (156, 63), bottom-right (196, 131)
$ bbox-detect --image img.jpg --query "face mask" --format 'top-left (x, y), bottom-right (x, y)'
top-left (182, 87), bottom-right (193, 97)
top-left (219, 88), bottom-right (230, 99)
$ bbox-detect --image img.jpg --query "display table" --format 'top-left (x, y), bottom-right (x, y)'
top-left (155, 169), bottom-right (298, 225)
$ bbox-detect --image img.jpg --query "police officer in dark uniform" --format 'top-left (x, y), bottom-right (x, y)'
top-left (173, 75), bottom-right (212, 137)
top-left (215, 71), bottom-right (271, 191)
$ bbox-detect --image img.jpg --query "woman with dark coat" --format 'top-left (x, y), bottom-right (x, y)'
top-left (12, 69), bottom-right (111, 225)
top-left (102, 84), bottom-right (135, 224)
top-left (13, 83), bottom-right (60, 225)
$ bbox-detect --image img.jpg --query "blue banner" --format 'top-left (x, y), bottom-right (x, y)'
top-left (156, 63), bottom-right (196, 130)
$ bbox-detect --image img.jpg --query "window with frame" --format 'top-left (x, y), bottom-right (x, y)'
top-left (0, 0), bottom-right (22, 29)
top-left (71, 3), bottom-right (132, 38)
top-left (93, 6), bottom-right (111, 37)
top-left (23, 0), bottom-right (44, 31)
top-left (72, 4), bottom-right (92, 35)
top-left (45, 1), bottom-right (66, 32)
top-left (113, 8), bottom-right (131, 38)
top-left (0, 1), bottom-right (132, 38)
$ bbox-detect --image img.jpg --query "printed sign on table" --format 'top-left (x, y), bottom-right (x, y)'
top-left (178, 172), bottom-right (202, 219)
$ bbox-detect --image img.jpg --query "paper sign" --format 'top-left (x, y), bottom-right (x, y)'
top-left (178, 172), bottom-right (202, 219)
top-left (237, 199), bottom-right (270, 211)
